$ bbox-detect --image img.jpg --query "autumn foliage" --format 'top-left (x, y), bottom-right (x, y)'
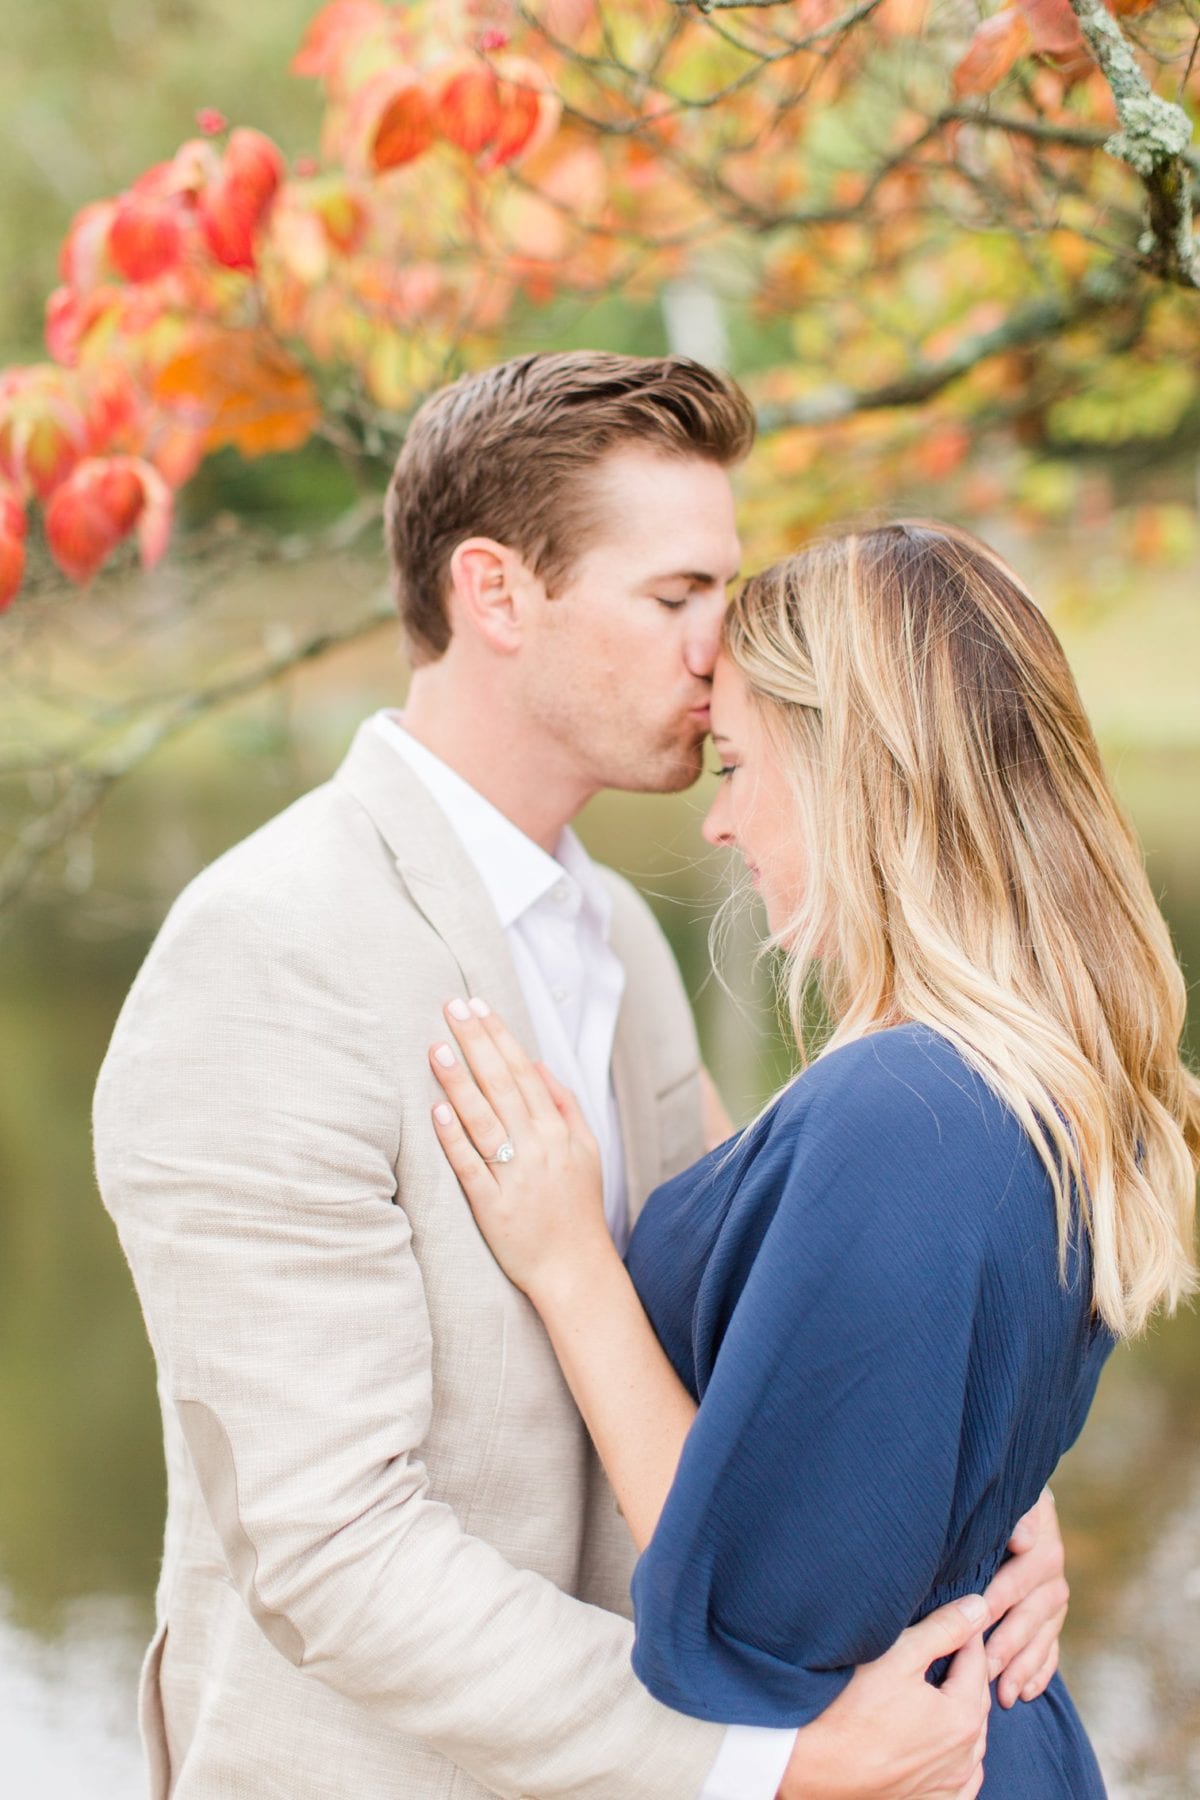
top-left (1, 0), bottom-right (1197, 609)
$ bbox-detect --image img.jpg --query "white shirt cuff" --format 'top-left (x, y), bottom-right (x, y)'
top-left (700, 1725), bottom-right (798, 1800)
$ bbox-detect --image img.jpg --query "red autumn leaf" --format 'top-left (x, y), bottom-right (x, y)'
top-left (0, 367), bottom-right (92, 501)
top-left (43, 455), bottom-right (172, 584)
top-left (85, 363), bottom-right (141, 454)
top-left (45, 285), bottom-right (117, 366)
top-left (200, 130), bottom-right (289, 270)
top-left (224, 128), bottom-right (286, 211)
top-left (0, 534), bottom-right (24, 609)
top-left (0, 482), bottom-right (27, 610)
top-left (44, 461), bottom-right (135, 582)
top-left (952, 9), bottom-right (1033, 97)
top-left (198, 129), bottom-right (286, 270)
top-left (1015, 0), bottom-right (1085, 55)
top-left (291, 0), bottom-right (391, 79)
top-left (481, 57), bottom-right (559, 171)
top-left (435, 60), bottom-right (504, 156)
top-left (108, 191), bottom-right (186, 284)
top-left (199, 183), bottom-right (258, 270)
top-left (59, 200), bottom-right (118, 292)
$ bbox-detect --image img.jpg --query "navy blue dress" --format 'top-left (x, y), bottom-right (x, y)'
top-left (625, 1025), bottom-right (1112, 1795)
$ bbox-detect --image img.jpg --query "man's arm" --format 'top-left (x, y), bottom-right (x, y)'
top-left (94, 885), bottom-right (724, 1800)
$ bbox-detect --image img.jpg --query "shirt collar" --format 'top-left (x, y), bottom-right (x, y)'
top-left (372, 710), bottom-right (608, 935)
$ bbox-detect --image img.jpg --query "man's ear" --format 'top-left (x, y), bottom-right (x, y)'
top-left (448, 538), bottom-right (538, 653)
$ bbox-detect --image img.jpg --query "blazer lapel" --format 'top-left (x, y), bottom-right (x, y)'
top-left (334, 722), bottom-right (538, 1054)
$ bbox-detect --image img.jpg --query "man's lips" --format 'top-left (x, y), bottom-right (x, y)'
top-left (687, 702), bottom-right (711, 723)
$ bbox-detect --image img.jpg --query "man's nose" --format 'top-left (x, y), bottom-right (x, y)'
top-left (684, 593), bottom-right (726, 678)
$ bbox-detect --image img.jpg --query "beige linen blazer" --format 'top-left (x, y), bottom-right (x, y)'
top-left (93, 721), bottom-right (725, 1800)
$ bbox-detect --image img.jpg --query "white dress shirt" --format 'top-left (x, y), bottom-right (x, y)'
top-left (374, 712), bottom-right (798, 1800)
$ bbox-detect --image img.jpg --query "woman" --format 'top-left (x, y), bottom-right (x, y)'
top-left (428, 522), bottom-right (1199, 1794)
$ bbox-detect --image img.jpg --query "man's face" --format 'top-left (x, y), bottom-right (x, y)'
top-left (515, 448), bottom-right (741, 799)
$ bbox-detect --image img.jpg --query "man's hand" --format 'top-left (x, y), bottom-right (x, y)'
top-left (980, 1488), bottom-right (1069, 1708)
top-left (776, 1596), bottom-right (990, 1800)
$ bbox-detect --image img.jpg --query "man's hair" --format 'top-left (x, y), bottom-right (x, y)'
top-left (385, 351), bottom-right (756, 664)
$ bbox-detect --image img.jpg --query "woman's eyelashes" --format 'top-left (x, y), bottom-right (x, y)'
top-left (710, 761), bottom-right (738, 779)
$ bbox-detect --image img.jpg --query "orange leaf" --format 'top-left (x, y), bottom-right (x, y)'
top-left (372, 79), bottom-right (438, 171)
top-left (952, 10), bottom-right (1032, 97)
top-left (153, 328), bottom-right (321, 459)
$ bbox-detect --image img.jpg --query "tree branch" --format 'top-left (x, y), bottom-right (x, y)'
top-left (756, 276), bottom-right (1128, 429)
top-left (0, 592), bottom-right (397, 914)
top-left (1067, 0), bottom-right (1200, 286)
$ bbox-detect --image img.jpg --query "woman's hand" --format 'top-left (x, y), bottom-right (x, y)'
top-left (429, 997), bottom-right (613, 1302)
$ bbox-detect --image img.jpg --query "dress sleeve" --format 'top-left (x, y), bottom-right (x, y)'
top-left (630, 1038), bottom-right (996, 1728)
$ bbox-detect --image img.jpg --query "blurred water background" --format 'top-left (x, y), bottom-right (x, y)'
top-left (1, 537), bottom-right (1198, 1798)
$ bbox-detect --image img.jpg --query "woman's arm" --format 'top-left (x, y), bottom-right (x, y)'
top-left (430, 1000), bottom-right (1068, 1694)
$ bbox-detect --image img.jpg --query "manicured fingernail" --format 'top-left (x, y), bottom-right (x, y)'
top-left (987, 1654), bottom-right (1002, 1678)
top-left (447, 998), bottom-right (471, 1021)
top-left (433, 1103), bottom-right (453, 1124)
top-left (958, 1594), bottom-right (987, 1625)
top-left (433, 1043), bottom-right (456, 1067)
top-left (469, 997), bottom-right (491, 1017)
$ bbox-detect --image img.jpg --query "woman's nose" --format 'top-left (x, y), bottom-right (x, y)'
top-left (701, 789), bottom-right (731, 848)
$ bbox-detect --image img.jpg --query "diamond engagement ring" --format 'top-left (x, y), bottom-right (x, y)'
top-left (485, 1140), bottom-right (516, 1165)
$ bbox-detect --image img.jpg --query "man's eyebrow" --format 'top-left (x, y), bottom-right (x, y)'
top-left (646, 568), bottom-right (740, 587)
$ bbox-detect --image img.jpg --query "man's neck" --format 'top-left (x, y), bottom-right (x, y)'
top-left (401, 663), bottom-right (590, 854)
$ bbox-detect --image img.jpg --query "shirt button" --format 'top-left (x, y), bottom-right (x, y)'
top-left (552, 986), bottom-right (571, 1005)
top-left (552, 884), bottom-right (570, 904)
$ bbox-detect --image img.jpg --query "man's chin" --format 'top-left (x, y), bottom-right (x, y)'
top-left (609, 738), bottom-right (705, 797)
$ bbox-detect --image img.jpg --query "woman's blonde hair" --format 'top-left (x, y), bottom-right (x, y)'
top-left (723, 520), bottom-right (1199, 1337)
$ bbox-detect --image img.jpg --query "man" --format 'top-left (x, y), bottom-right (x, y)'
top-left (95, 353), bottom-right (1067, 1800)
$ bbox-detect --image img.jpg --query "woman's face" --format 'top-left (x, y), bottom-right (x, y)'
top-left (702, 654), bottom-right (809, 938)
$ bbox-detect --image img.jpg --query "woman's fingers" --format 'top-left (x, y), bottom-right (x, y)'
top-left (429, 1038), bottom-right (514, 1164)
top-left (431, 1097), bottom-right (497, 1205)
top-left (462, 1000), bottom-right (562, 1126)
top-left (535, 1060), bottom-right (589, 1131)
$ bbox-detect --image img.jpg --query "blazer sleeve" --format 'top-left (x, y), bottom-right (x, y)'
top-left (629, 1041), bottom-right (995, 1729)
top-left (94, 878), bottom-right (723, 1800)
